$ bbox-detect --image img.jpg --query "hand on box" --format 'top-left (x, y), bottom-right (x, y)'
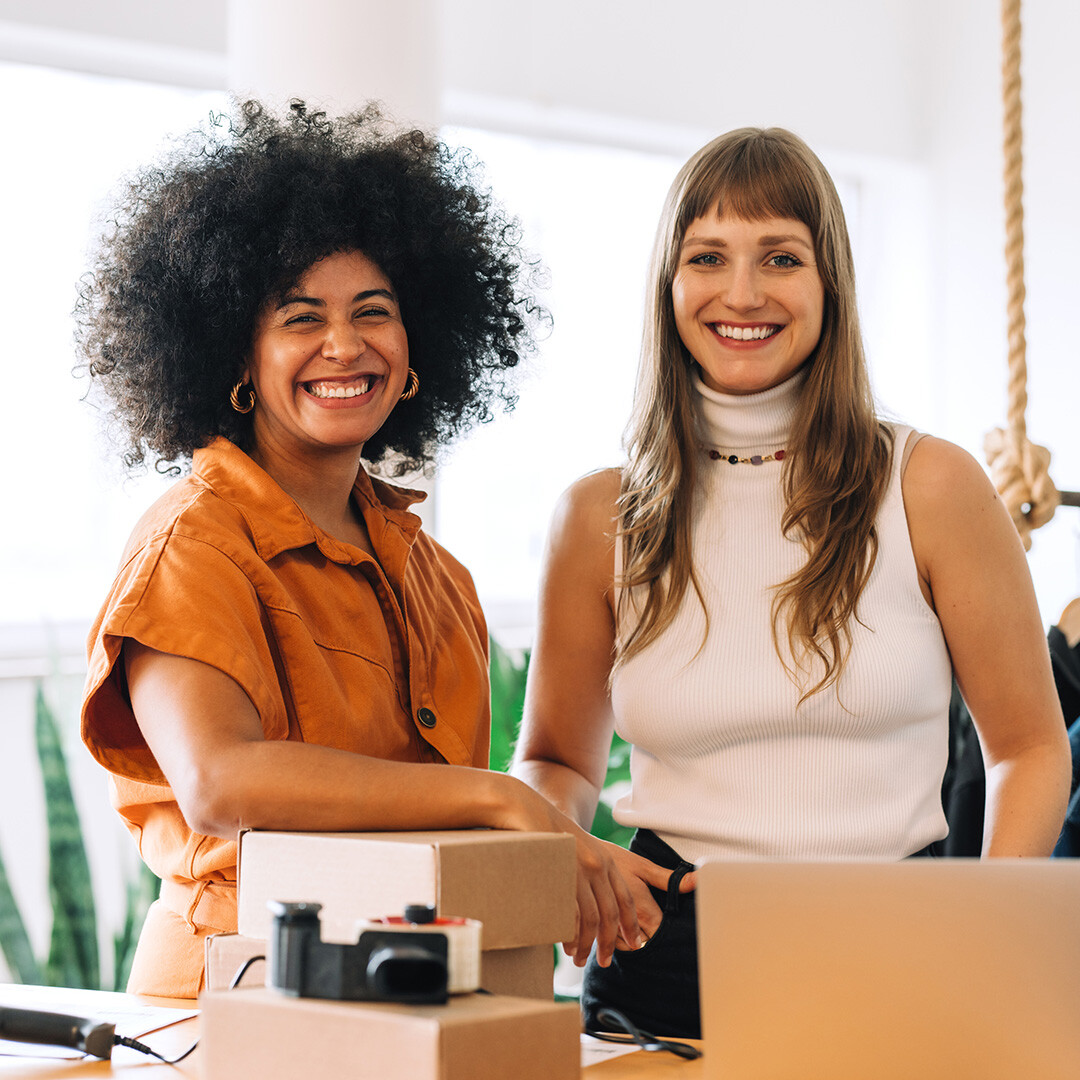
top-left (492, 776), bottom-right (647, 968)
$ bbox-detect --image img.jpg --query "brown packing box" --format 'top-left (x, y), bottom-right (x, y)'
top-left (206, 933), bottom-right (556, 1000)
top-left (199, 986), bottom-right (581, 1080)
top-left (479, 943), bottom-right (555, 999)
top-left (205, 933), bottom-right (267, 990)
top-left (237, 829), bottom-right (576, 950)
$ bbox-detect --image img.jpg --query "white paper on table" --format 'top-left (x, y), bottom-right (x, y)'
top-left (580, 1032), bottom-right (643, 1067)
top-left (0, 985), bottom-right (197, 1060)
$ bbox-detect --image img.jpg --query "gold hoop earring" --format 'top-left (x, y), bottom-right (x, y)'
top-left (230, 379), bottom-right (256, 414)
top-left (400, 368), bottom-right (419, 401)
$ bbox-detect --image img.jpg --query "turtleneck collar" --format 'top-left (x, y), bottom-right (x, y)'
top-left (692, 366), bottom-right (806, 455)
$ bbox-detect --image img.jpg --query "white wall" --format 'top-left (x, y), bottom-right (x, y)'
top-left (444, 0), bottom-right (929, 158)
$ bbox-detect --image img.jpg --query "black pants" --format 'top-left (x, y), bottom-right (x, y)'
top-left (581, 829), bottom-right (701, 1039)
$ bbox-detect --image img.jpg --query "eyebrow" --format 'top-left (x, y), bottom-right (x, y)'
top-left (682, 233), bottom-right (812, 249)
top-left (277, 288), bottom-right (397, 309)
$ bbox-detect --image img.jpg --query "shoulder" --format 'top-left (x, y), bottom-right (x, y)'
top-left (120, 477), bottom-right (253, 568)
top-left (902, 435), bottom-right (1000, 515)
top-left (902, 434), bottom-right (1024, 586)
top-left (552, 468), bottom-right (622, 557)
top-left (542, 468), bottom-right (622, 595)
top-left (551, 468), bottom-right (622, 536)
top-left (101, 474), bottom-right (274, 633)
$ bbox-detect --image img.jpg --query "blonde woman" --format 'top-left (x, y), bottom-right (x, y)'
top-left (513, 127), bottom-right (1069, 1037)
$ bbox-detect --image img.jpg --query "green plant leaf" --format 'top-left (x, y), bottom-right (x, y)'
top-left (0, 842), bottom-right (42, 984)
top-left (486, 638), bottom-right (636, 847)
top-left (604, 732), bottom-right (633, 787)
top-left (36, 685), bottom-right (100, 989)
top-left (589, 799), bottom-right (635, 849)
top-left (488, 637), bottom-right (529, 772)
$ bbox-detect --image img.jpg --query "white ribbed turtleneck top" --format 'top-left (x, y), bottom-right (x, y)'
top-left (610, 370), bottom-right (952, 863)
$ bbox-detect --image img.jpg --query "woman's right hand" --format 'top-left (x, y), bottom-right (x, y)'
top-left (490, 773), bottom-right (635, 966)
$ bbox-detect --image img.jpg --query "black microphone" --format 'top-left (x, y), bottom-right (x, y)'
top-left (0, 1006), bottom-right (116, 1060)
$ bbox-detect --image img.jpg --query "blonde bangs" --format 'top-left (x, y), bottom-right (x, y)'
top-left (673, 129), bottom-right (826, 246)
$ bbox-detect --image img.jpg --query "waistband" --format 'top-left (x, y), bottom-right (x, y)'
top-left (159, 878), bottom-right (238, 935)
top-left (629, 828), bottom-right (694, 871)
top-left (634, 828), bottom-right (941, 864)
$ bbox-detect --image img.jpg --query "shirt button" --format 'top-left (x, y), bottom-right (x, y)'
top-left (417, 707), bottom-right (437, 728)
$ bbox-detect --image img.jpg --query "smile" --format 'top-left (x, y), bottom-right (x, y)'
top-left (711, 323), bottom-right (781, 341)
top-left (303, 376), bottom-right (375, 399)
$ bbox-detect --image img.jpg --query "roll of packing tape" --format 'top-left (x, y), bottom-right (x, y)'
top-left (359, 909), bottom-right (482, 994)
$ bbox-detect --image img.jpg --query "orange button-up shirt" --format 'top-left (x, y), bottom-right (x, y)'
top-left (82, 438), bottom-right (489, 996)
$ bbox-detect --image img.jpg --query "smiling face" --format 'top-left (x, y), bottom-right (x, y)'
top-left (671, 211), bottom-right (825, 396)
top-left (245, 249), bottom-right (409, 468)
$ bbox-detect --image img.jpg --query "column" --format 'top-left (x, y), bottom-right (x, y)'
top-left (227, 0), bottom-right (441, 130)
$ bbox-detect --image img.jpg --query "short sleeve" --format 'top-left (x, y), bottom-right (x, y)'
top-left (82, 529), bottom-right (290, 784)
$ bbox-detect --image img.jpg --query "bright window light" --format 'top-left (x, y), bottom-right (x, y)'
top-left (0, 61), bottom-right (225, 625)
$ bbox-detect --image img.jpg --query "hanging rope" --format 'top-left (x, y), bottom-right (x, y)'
top-left (982, 0), bottom-right (1061, 550)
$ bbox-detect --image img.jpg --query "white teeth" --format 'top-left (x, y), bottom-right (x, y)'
top-left (715, 324), bottom-right (779, 341)
top-left (306, 377), bottom-right (372, 399)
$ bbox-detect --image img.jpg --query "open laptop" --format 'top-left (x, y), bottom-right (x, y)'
top-left (697, 859), bottom-right (1080, 1080)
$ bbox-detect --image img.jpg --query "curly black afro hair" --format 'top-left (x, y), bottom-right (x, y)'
top-left (76, 100), bottom-right (544, 473)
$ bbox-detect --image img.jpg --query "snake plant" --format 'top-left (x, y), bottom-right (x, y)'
top-left (0, 685), bottom-right (158, 990)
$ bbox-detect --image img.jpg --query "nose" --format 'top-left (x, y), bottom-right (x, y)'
top-left (321, 319), bottom-right (366, 364)
top-left (722, 262), bottom-right (765, 312)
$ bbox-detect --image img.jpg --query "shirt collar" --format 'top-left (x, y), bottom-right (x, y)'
top-left (191, 437), bottom-right (427, 565)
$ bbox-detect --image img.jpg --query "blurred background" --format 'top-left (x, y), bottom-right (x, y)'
top-left (1, 0), bottom-right (1077, 984)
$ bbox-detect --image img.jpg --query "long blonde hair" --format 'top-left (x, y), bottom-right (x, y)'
top-left (617, 127), bottom-right (893, 699)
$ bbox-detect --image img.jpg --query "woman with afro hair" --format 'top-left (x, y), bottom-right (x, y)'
top-left (78, 101), bottom-right (652, 997)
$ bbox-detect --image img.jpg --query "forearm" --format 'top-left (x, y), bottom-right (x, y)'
top-left (982, 736), bottom-right (1071, 856)
top-left (511, 756), bottom-right (603, 831)
top-left (182, 741), bottom-right (533, 839)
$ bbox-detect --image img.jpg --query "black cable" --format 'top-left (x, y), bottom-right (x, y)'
top-left (111, 953), bottom-right (266, 1066)
top-left (588, 1006), bottom-right (702, 1060)
top-left (228, 954), bottom-right (267, 989)
top-left (112, 1033), bottom-right (198, 1064)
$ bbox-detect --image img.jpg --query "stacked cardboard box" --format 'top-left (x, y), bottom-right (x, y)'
top-left (206, 829), bottom-right (576, 1001)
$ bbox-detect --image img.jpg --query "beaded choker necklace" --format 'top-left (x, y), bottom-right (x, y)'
top-left (706, 447), bottom-right (786, 465)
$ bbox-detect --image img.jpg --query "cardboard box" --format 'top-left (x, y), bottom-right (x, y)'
top-left (206, 935), bottom-right (556, 999)
top-left (199, 986), bottom-right (580, 1080)
top-left (206, 933), bottom-right (267, 990)
top-left (480, 943), bottom-right (555, 1000)
top-left (237, 830), bottom-right (576, 951)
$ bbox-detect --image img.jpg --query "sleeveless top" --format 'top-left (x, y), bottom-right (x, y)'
top-left (610, 371), bottom-right (952, 864)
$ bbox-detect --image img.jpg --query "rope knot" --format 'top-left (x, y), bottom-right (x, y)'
top-left (983, 426), bottom-right (1059, 550)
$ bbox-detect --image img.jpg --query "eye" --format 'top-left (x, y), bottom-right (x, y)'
top-left (356, 304), bottom-right (392, 319)
top-left (284, 312), bottom-right (320, 325)
top-left (688, 252), bottom-right (722, 266)
top-left (768, 253), bottom-right (803, 269)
